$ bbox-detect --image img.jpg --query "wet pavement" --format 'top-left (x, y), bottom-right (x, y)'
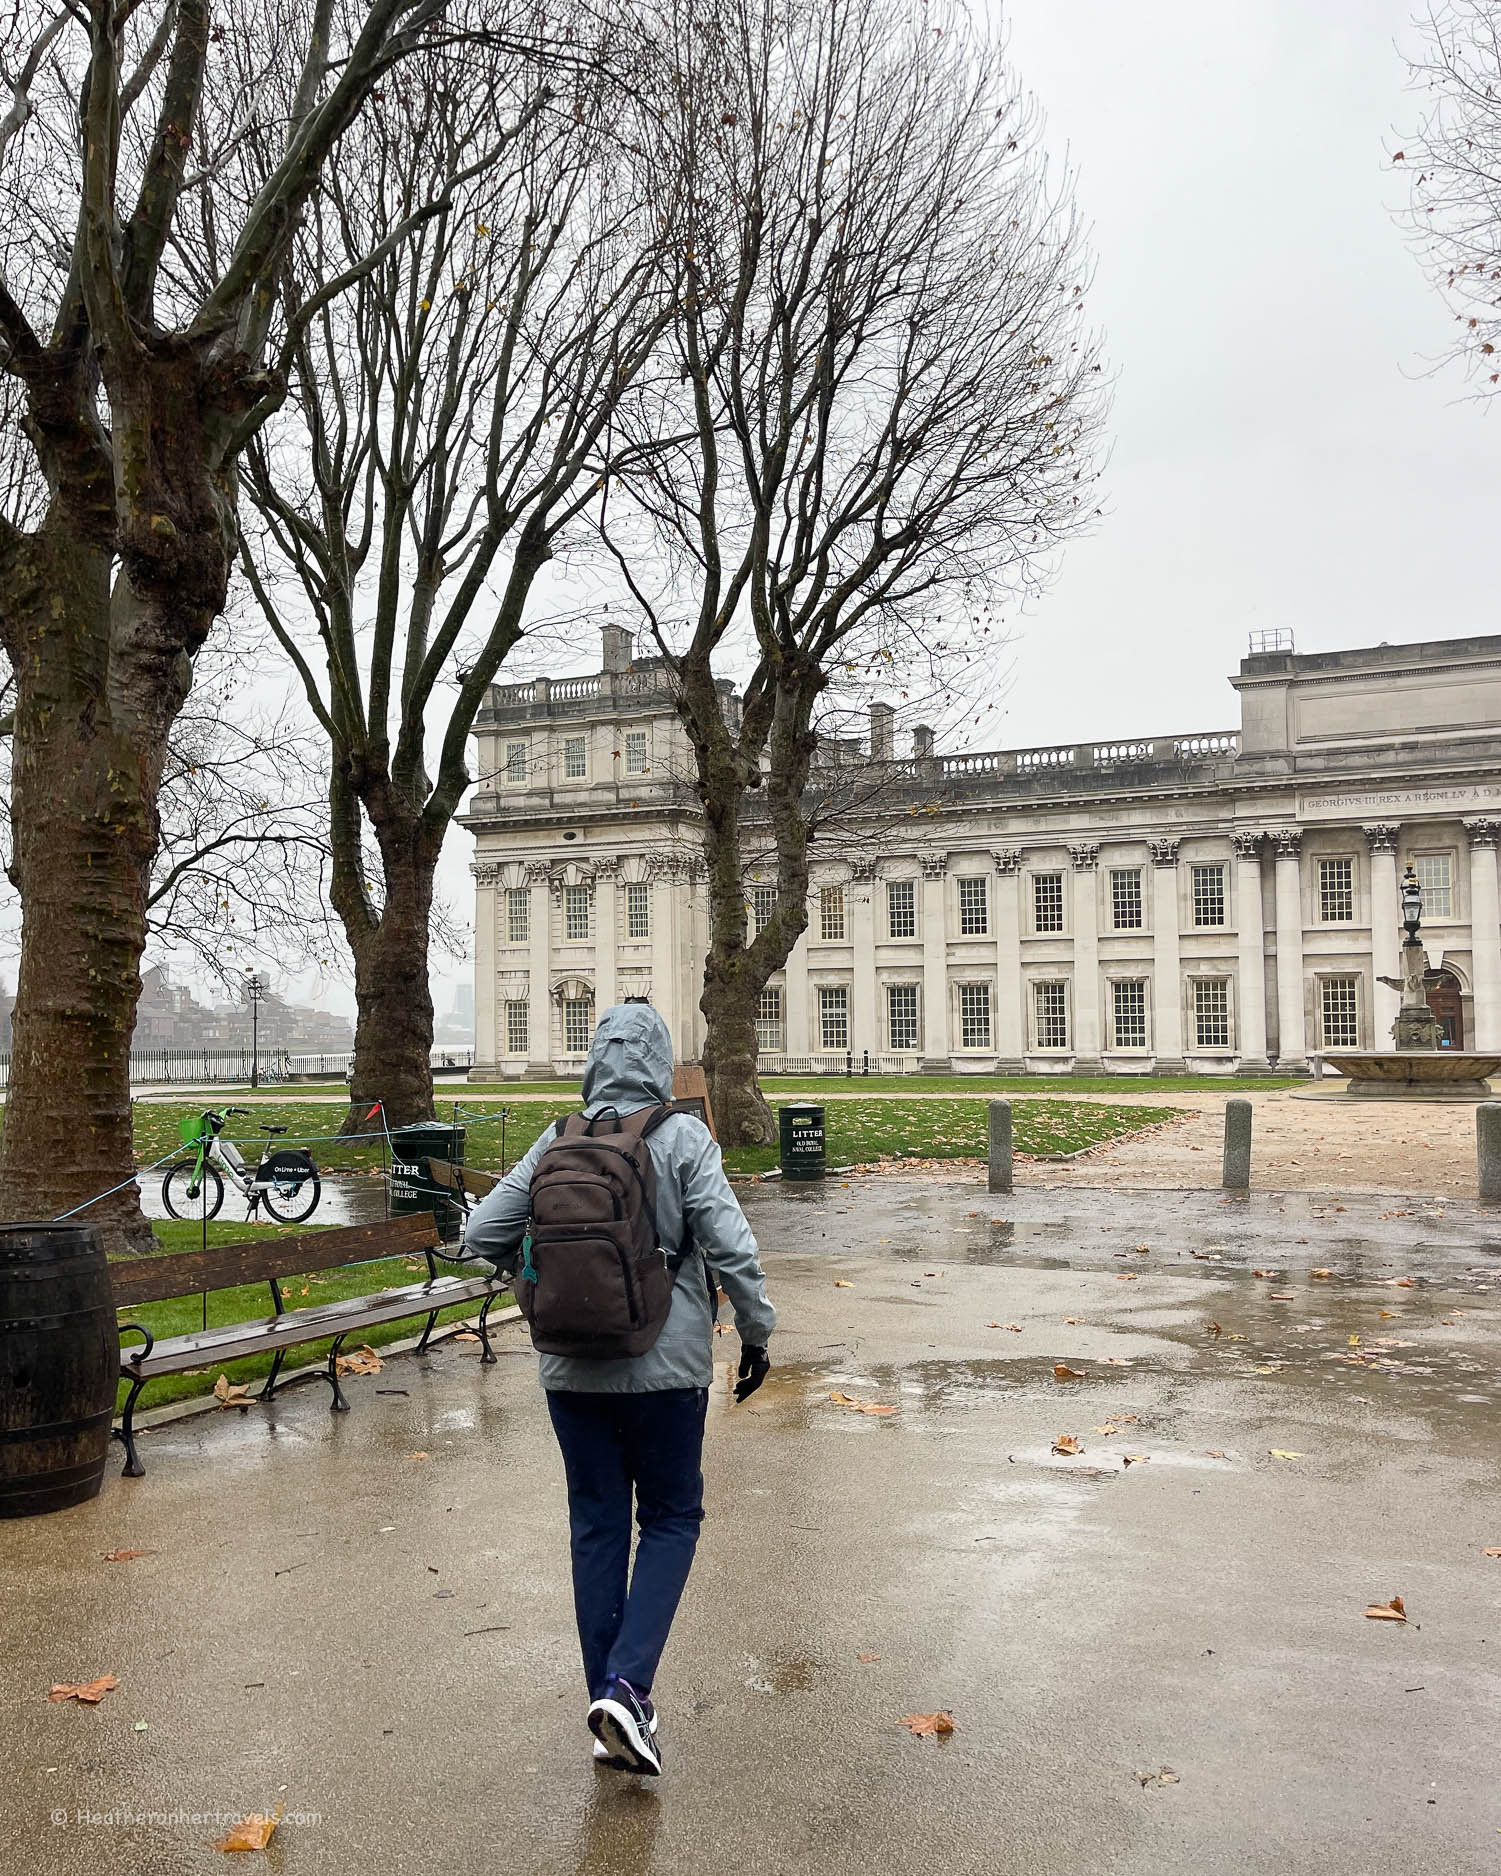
top-left (4, 1178), bottom-right (1501, 1873)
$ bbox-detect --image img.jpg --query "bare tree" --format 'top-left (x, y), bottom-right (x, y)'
top-left (1397, 1), bottom-right (1501, 391)
top-left (604, 0), bottom-right (1106, 1142)
top-left (237, 38), bottom-right (674, 1131)
top-left (0, 0), bottom-right (550, 1247)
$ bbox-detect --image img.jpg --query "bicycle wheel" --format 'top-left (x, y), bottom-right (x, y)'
top-left (162, 1160), bottom-right (224, 1221)
top-left (261, 1169), bottom-right (321, 1224)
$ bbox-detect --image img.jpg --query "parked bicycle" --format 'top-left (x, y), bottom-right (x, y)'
top-left (161, 1108), bottom-right (322, 1223)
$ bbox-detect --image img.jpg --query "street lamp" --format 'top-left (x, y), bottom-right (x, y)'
top-left (1400, 865), bottom-right (1423, 944)
top-left (246, 973), bottom-right (266, 1089)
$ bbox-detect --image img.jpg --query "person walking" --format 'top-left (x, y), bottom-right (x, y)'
top-left (466, 1002), bottom-right (775, 1777)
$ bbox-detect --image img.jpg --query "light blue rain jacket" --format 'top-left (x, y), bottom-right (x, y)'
top-left (464, 1003), bottom-right (776, 1393)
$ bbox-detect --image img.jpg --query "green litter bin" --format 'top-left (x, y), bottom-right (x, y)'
top-left (778, 1104), bottom-right (826, 1181)
top-left (389, 1122), bottom-right (467, 1237)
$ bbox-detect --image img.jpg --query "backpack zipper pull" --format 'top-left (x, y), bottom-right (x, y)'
top-left (519, 1223), bottom-right (537, 1284)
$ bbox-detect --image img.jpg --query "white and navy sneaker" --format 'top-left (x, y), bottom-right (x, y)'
top-left (588, 1676), bottom-right (662, 1775)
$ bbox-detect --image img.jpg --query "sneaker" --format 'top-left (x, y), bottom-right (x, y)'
top-left (592, 1706), bottom-right (659, 1763)
top-left (587, 1677), bottom-right (662, 1776)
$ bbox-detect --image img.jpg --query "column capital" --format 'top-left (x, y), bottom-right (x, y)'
top-left (1231, 831), bottom-right (1263, 862)
top-left (1269, 828), bottom-right (1302, 859)
top-left (1362, 823), bottom-right (1400, 855)
top-left (1148, 838), bottom-right (1180, 868)
top-left (1466, 818), bottom-right (1501, 850)
top-left (991, 848), bottom-right (1024, 875)
top-left (1068, 842), bottom-right (1099, 872)
top-left (591, 855), bottom-right (621, 881)
top-left (524, 860), bottom-right (553, 885)
top-left (848, 857), bottom-right (878, 881)
top-left (472, 863), bottom-right (504, 886)
top-left (920, 855), bottom-right (948, 881)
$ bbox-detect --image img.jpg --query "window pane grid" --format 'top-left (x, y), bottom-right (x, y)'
top-left (1322, 976), bottom-right (1359, 1049)
top-left (1319, 857), bottom-right (1354, 923)
top-left (958, 877), bottom-right (989, 936)
top-left (505, 1000), bottom-right (529, 1055)
top-left (626, 882), bottom-right (650, 939)
top-left (1032, 872), bottom-right (1064, 932)
top-left (888, 984), bottom-right (919, 1051)
top-left (1034, 981), bottom-right (1068, 1049)
top-left (888, 880), bottom-right (916, 939)
top-left (564, 883), bottom-right (592, 940)
top-left (563, 736), bottom-right (587, 779)
top-left (506, 887), bottom-right (529, 945)
top-left (563, 997), bottom-right (593, 1053)
top-left (1191, 864), bottom-right (1226, 927)
top-left (1112, 979), bottom-right (1147, 1049)
top-left (504, 741), bottom-right (527, 782)
top-left (819, 986), bottom-right (849, 1051)
top-left (624, 731), bottom-right (648, 774)
top-left (959, 983), bottom-right (991, 1049)
top-left (755, 988), bottom-right (783, 1053)
top-left (750, 885), bottom-right (778, 937)
top-left (1416, 853), bottom-right (1453, 919)
top-left (1110, 868), bottom-right (1143, 930)
top-left (819, 886), bottom-right (846, 941)
top-left (1193, 978), bottom-right (1230, 1049)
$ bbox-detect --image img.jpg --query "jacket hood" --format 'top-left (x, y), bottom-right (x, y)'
top-left (580, 1002), bottom-right (675, 1112)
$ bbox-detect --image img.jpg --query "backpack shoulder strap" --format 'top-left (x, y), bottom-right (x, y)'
top-left (639, 1100), bottom-right (702, 1136)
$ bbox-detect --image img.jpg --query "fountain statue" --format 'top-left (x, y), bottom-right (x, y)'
top-left (1322, 864), bottom-right (1501, 1098)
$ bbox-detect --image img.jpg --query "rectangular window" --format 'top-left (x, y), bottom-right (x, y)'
top-left (750, 885), bottom-right (778, 938)
top-left (564, 883), bottom-right (592, 941)
top-left (1319, 857), bottom-right (1354, 923)
top-left (958, 876), bottom-right (989, 936)
top-left (1112, 979), bottom-right (1147, 1049)
top-left (504, 740), bottom-right (527, 783)
top-left (505, 1000), bottom-right (529, 1056)
top-left (819, 986), bottom-right (849, 1051)
top-left (755, 987), bottom-right (784, 1053)
top-left (887, 879), bottom-right (916, 939)
top-left (563, 735), bottom-right (588, 780)
top-left (1034, 980), bottom-right (1069, 1050)
top-left (624, 730), bottom-right (649, 774)
top-left (1321, 976), bottom-right (1359, 1049)
top-left (1193, 978), bottom-right (1231, 1049)
top-left (625, 882), bottom-right (650, 939)
top-left (959, 982), bottom-right (992, 1050)
top-left (506, 887), bottom-right (530, 945)
top-left (819, 885), bottom-right (846, 942)
top-left (1191, 863), bottom-right (1226, 927)
top-left (887, 984), bottom-right (919, 1052)
top-left (563, 997), bottom-right (594, 1054)
top-left (1416, 852), bottom-right (1453, 919)
top-left (1110, 868), bottom-right (1143, 931)
top-left (1033, 872), bottom-right (1064, 933)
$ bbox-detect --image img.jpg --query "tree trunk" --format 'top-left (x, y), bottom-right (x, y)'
top-left (0, 525), bottom-right (160, 1251)
top-left (701, 967), bottom-right (775, 1145)
top-left (334, 795), bottom-right (441, 1136)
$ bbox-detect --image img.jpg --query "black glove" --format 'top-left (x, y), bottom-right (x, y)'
top-left (734, 1345), bottom-right (771, 1402)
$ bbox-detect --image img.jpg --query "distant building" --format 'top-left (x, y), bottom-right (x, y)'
top-left (460, 628), bottom-right (1501, 1077)
top-left (130, 966), bottom-right (352, 1055)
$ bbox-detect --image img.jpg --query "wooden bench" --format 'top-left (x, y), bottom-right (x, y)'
top-left (426, 1157), bottom-right (501, 1220)
top-left (107, 1213), bottom-right (507, 1477)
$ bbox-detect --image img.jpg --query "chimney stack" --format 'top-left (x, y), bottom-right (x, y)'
top-left (869, 701), bottom-right (895, 762)
top-left (912, 725), bottom-right (935, 759)
top-left (601, 623), bottom-right (635, 674)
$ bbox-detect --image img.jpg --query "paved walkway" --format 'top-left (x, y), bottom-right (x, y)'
top-left (4, 1179), bottom-right (1500, 1874)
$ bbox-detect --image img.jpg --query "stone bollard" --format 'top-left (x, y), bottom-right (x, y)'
top-left (1222, 1098), bottom-right (1252, 1190)
top-left (988, 1100), bottom-right (1013, 1194)
top-left (1478, 1103), bottom-right (1501, 1204)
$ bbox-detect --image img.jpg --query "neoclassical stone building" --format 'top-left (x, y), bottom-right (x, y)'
top-left (460, 628), bottom-right (1501, 1077)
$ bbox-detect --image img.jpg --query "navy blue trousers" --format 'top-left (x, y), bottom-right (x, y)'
top-left (545, 1387), bottom-right (708, 1699)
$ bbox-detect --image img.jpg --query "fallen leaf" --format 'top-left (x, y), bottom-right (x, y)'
top-left (1053, 1363), bottom-right (1087, 1380)
top-left (1268, 1449), bottom-right (1304, 1460)
top-left (1379, 1309), bottom-right (1398, 1320)
top-left (1052, 1434), bottom-right (1082, 1455)
top-left (1002, 1323), bottom-right (1022, 1332)
top-left (407, 1452), bottom-right (429, 1461)
top-left (1395, 1277), bottom-right (1415, 1288)
top-left (1063, 1316), bottom-right (1083, 1325)
top-left (1482, 1547), bottom-right (1501, 1558)
top-left (1364, 1596), bottom-right (1407, 1622)
top-left (833, 1279), bottom-right (854, 1288)
top-left (1122, 1453), bottom-right (1149, 1466)
top-left (213, 1374), bottom-right (251, 1407)
top-left (1311, 1269), bottom-right (1334, 1280)
top-left (900, 1711), bottom-right (955, 1737)
top-left (48, 1675), bottom-right (119, 1704)
top-left (452, 1331), bottom-right (481, 1343)
top-left (1092, 1424), bottom-right (1119, 1436)
top-left (214, 1803), bottom-right (285, 1852)
top-left (1205, 1321), bottom-right (1223, 1337)
top-left (1116, 1274), bottom-right (1138, 1283)
top-left (335, 1344), bottom-right (384, 1377)
top-left (1137, 1765), bottom-right (1180, 1787)
top-left (1205, 1449), bottom-right (1227, 1459)
top-left (827, 1392), bottom-right (897, 1417)
top-left (102, 1549), bottom-right (151, 1563)
top-left (857, 1651), bottom-right (881, 1663)
top-left (1270, 1293), bottom-right (1295, 1300)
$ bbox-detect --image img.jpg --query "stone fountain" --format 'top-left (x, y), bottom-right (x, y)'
top-left (1322, 865), bottom-right (1501, 1099)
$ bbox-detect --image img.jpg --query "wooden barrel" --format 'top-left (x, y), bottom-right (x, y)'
top-left (0, 1223), bottom-right (120, 1518)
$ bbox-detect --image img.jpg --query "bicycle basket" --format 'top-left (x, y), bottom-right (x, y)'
top-left (178, 1113), bottom-right (213, 1148)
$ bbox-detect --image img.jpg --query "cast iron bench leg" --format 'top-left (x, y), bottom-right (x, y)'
top-left (259, 1349), bottom-right (288, 1402)
top-left (324, 1334), bottom-right (351, 1412)
top-left (113, 1374), bottom-right (148, 1478)
top-left (414, 1307), bottom-right (441, 1355)
top-left (475, 1292), bottom-right (499, 1364)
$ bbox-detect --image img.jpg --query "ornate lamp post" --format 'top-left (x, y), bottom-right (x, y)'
top-left (246, 973), bottom-right (266, 1089)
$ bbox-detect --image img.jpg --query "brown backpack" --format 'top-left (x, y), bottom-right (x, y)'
top-left (514, 1104), bottom-right (688, 1359)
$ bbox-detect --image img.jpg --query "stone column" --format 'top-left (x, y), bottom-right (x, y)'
top-left (1232, 832), bottom-right (1269, 1069)
top-left (593, 858), bottom-right (619, 1014)
top-left (1364, 824), bottom-right (1401, 1049)
top-left (920, 855), bottom-right (950, 1068)
top-left (1149, 839), bottom-right (1184, 1069)
top-left (1467, 820), bottom-right (1501, 1051)
top-left (1271, 830), bottom-right (1306, 1068)
top-left (527, 863), bottom-right (554, 1074)
top-left (1069, 843), bottom-right (1101, 1070)
top-left (992, 849), bottom-right (1024, 1069)
top-left (470, 865), bottom-right (499, 1078)
top-left (648, 860), bottom-right (678, 1041)
top-left (850, 861), bottom-right (877, 1061)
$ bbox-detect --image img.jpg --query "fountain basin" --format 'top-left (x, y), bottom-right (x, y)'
top-left (1319, 1051), bottom-right (1501, 1100)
